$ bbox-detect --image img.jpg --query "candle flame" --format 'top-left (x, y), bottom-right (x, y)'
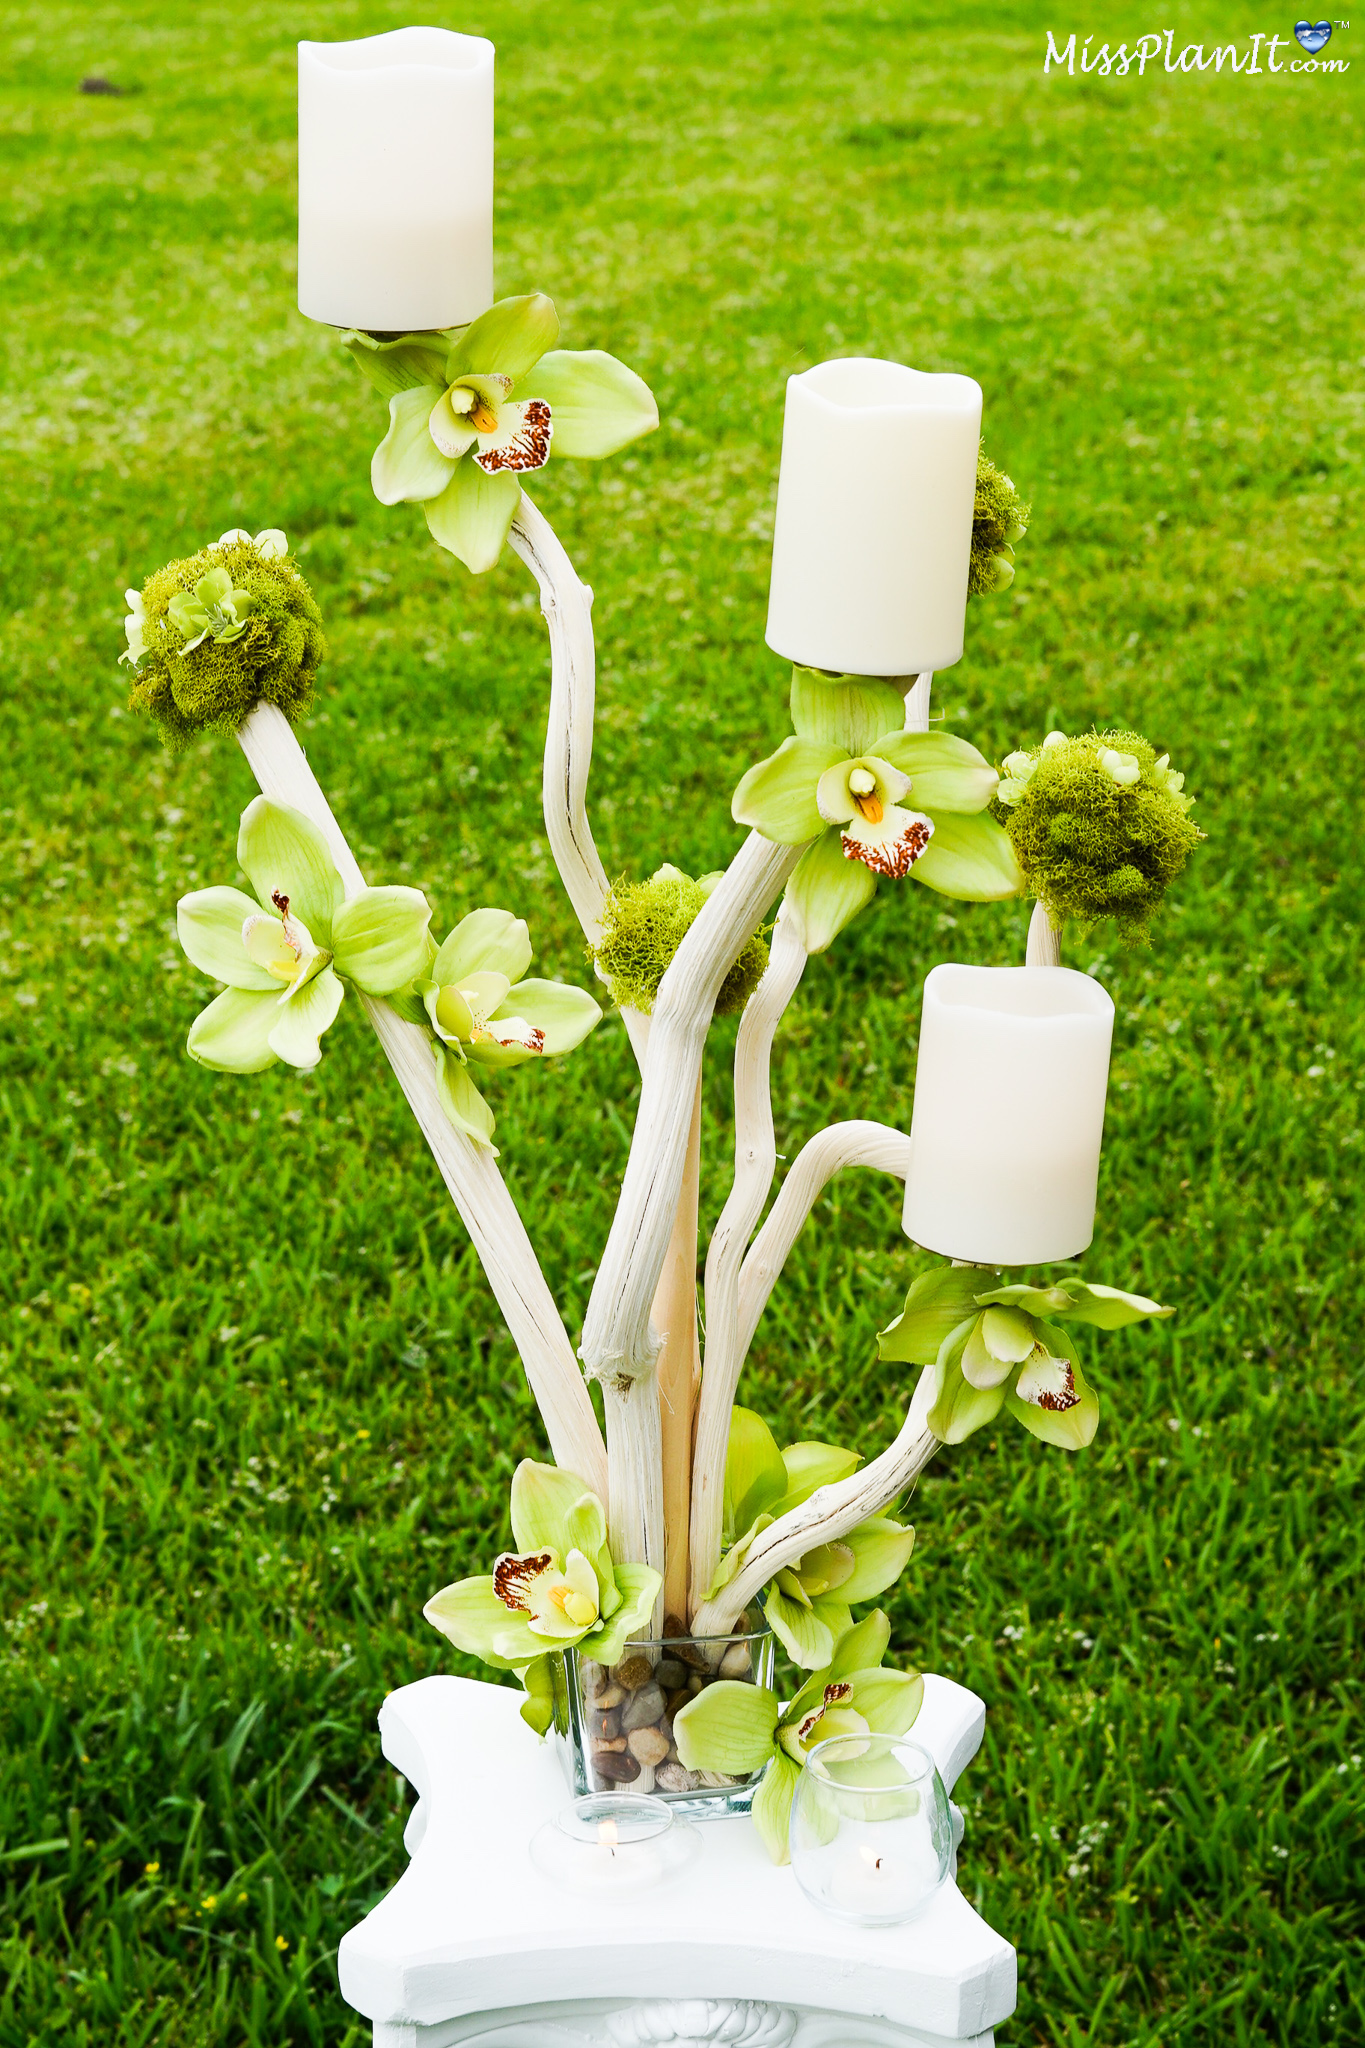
top-left (597, 1818), bottom-right (620, 1850)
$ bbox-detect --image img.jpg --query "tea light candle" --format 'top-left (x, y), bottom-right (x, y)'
top-left (765, 358), bottom-right (982, 678)
top-left (529, 1793), bottom-right (697, 1897)
top-left (298, 27), bottom-right (494, 333)
top-left (822, 1832), bottom-right (944, 1922)
top-left (902, 964), bottom-right (1115, 1266)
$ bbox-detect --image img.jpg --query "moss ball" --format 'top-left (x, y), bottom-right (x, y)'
top-left (969, 451), bottom-right (1030, 598)
top-left (126, 538), bottom-right (326, 751)
top-left (992, 729), bottom-right (1203, 945)
top-left (592, 867), bottom-right (769, 1016)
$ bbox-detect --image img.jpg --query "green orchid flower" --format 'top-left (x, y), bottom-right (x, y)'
top-left (406, 907), bottom-right (602, 1151)
top-left (708, 1408), bottom-right (916, 1669)
top-left (733, 667), bottom-right (1022, 952)
top-left (345, 293), bottom-right (659, 574)
top-left (878, 1265), bottom-right (1174, 1451)
top-left (167, 567), bottom-right (256, 654)
top-left (176, 797), bottom-right (433, 1074)
top-left (673, 1611), bottom-right (923, 1863)
top-left (424, 1460), bottom-right (663, 1734)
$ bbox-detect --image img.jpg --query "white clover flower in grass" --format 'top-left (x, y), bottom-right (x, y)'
top-left (409, 907), bottom-right (603, 1150)
top-left (176, 797), bottom-right (432, 1074)
top-left (345, 293), bottom-right (658, 574)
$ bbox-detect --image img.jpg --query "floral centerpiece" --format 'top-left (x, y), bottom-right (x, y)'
top-left (120, 290), bottom-right (1200, 1871)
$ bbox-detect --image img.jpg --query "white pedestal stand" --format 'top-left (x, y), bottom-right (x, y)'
top-left (338, 1674), bottom-right (1016, 2047)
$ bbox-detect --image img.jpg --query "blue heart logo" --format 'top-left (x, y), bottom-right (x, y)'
top-left (1294, 19), bottom-right (1333, 52)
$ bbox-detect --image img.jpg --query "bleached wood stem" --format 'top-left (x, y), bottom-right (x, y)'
top-left (687, 912), bottom-right (809, 1613)
top-left (736, 1120), bottom-right (914, 1363)
top-left (508, 490), bottom-right (650, 1069)
top-left (655, 1075), bottom-right (703, 1622)
top-left (579, 832), bottom-right (804, 1397)
top-left (903, 671), bottom-right (933, 731)
top-left (692, 1383), bottom-right (942, 1640)
top-left (236, 701), bottom-right (607, 1499)
top-left (1026, 900), bottom-right (1062, 967)
top-left (600, 1373), bottom-right (665, 1603)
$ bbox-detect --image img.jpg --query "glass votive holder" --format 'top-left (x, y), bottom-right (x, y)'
top-left (529, 1791), bottom-right (698, 1897)
top-left (790, 1733), bottom-right (953, 1927)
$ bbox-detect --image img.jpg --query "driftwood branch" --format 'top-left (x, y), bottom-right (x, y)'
top-left (509, 490), bottom-right (650, 1069)
top-left (236, 700), bottom-right (607, 1500)
top-left (691, 1375), bottom-right (943, 1639)
top-left (735, 1119), bottom-right (914, 1363)
top-left (579, 831), bottom-right (804, 1393)
top-left (1026, 899), bottom-right (1062, 966)
top-left (688, 910), bottom-right (809, 1612)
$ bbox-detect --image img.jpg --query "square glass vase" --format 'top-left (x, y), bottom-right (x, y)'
top-left (549, 1621), bottom-right (775, 1822)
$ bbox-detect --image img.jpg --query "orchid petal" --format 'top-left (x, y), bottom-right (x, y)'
top-left (177, 886), bottom-right (279, 990)
top-left (732, 736), bottom-right (844, 845)
top-left (789, 668), bottom-right (908, 754)
top-left (372, 384), bottom-right (457, 505)
top-left (1005, 1322), bottom-right (1100, 1450)
top-left (423, 1575), bottom-right (546, 1671)
top-left (432, 909), bottom-right (534, 987)
top-left (265, 964), bottom-right (344, 1069)
top-left (585, 1562), bottom-right (663, 1665)
top-left (514, 348), bottom-right (659, 457)
top-left (423, 460), bottom-right (521, 574)
top-left (427, 387), bottom-right (479, 460)
top-left (725, 1406), bottom-right (788, 1537)
top-left (434, 1045), bottom-right (498, 1150)
top-left (871, 729), bottom-right (1001, 814)
top-left (765, 1584), bottom-right (837, 1669)
top-left (236, 798), bottom-right (344, 942)
top-left (878, 1267), bottom-right (988, 1367)
top-left (908, 809), bottom-right (1024, 902)
top-left (783, 828), bottom-right (878, 953)
top-left (751, 1751), bottom-right (802, 1866)
top-left (838, 1518), bottom-right (916, 1602)
top-left (186, 987), bottom-right (279, 1073)
top-left (773, 1441), bottom-right (862, 1517)
top-left (472, 398), bottom-right (553, 475)
top-left (673, 1680), bottom-right (781, 1776)
top-left (343, 327), bottom-right (462, 399)
top-left (445, 293), bottom-right (560, 383)
top-left (330, 885), bottom-right (434, 994)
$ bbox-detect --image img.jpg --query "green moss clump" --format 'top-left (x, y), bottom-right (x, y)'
top-left (125, 538), bottom-right (326, 751)
top-left (969, 450), bottom-right (1030, 597)
top-left (992, 728), bottom-right (1203, 945)
top-left (592, 866), bottom-right (769, 1016)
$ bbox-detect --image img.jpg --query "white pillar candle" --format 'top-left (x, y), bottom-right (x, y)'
top-left (902, 964), bottom-right (1115, 1267)
top-left (298, 28), bottom-right (494, 333)
top-left (765, 359), bottom-right (982, 678)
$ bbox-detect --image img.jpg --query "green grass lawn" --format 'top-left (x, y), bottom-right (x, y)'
top-left (2, 1), bottom-right (1362, 2040)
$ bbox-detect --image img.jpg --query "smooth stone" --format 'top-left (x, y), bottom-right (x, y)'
top-left (593, 1682), bottom-right (624, 1710)
top-left (662, 1613), bottom-right (689, 1641)
top-left (614, 1655), bottom-right (654, 1691)
top-left (592, 1710), bottom-right (620, 1739)
top-left (719, 1643), bottom-right (752, 1678)
top-left (627, 1726), bottom-right (671, 1767)
top-left (686, 1673), bottom-right (706, 1693)
top-left (620, 1683), bottom-right (666, 1732)
top-left (654, 1761), bottom-right (699, 1792)
top-left (675, 1639), bottom-right (710, 1671)
top-left (591, 1736), bottom-right (626, 1754)
top-left (665, 1687), bottom-right (691, 1717)
top-left (654, 1658), bottom-right (687, 1690)
top-left (593, 1751), bottom-right (641, 1783)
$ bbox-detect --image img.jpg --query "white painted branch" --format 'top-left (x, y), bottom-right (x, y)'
top-left (580, 832), bottom-right (804, 1391)
top-left (735, 1120), bottom-right (914, 1365)
top-left (600, 1371), bottom-right (666, 1609)
top-left (508, 492), bottom-right (650, 1071)
top-left (692, 1374), bottom-right (943, 1640)
top-left (1026, 899), bottom-right (1062, 967)
top-left (902, 671), bottom-right (933, 731)
top-left (687, 911), bottom-right (809, 1613)
top-left (235, 701), bottom-right (607, 1500)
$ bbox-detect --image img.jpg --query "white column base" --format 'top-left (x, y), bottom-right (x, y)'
top-left (340, 1675), bottom-right (1016, 2048)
